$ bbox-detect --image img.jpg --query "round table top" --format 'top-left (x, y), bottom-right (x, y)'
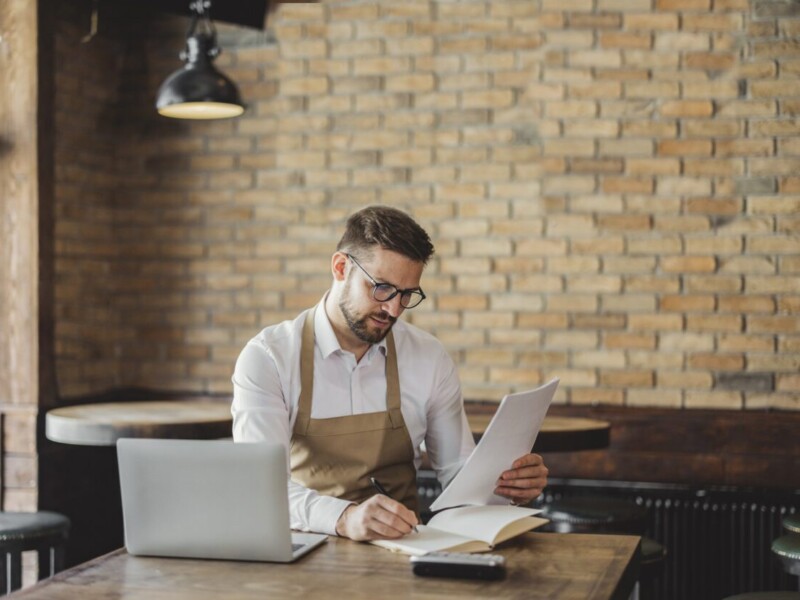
top-left (466, 412), bottom-right (610, 453)
top-left (45, 399), bottom-right (233, 446)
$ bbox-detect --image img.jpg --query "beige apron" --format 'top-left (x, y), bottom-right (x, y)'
top-left (289, 307), bottom-right (419, 514)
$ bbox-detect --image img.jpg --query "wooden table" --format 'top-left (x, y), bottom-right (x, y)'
top-left (9, 533), bottom-right (640, 600)
top-left (45, 399), bottom-right (232, 446)
top-left (465, 405), bottom-right (611, 453)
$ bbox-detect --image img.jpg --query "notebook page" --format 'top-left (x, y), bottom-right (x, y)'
top-left (371, 525), bottom-right (488, 556)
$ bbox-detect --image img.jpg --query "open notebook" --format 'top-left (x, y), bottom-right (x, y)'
top-left (117, 439), bottom-right (327, 562)
top-left (372, 505), bottom-right (548, 556)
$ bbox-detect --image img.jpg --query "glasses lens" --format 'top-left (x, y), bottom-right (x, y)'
top-left (372, 284), bottom-right (397, 302)
top-left (400, 291), bottom-right (424, 309)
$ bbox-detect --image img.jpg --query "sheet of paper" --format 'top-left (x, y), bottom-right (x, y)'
top-left (429, 378), bottom-right (559, 511)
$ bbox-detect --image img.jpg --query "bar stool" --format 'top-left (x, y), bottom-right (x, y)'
top-left (772, 531), bottom-right (800, 577)
top-left (0, 511), bottom-right (70, 595)
top-left (784, 514), bottom-right (800, 534)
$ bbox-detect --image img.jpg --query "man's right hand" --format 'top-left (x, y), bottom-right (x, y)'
top-left (335, 495), bottom-right (419, 541)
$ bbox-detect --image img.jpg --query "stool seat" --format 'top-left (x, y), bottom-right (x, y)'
top-left (540, 496), bottom-right (648, 535)
top-left (784, 514), bottom-right (800, 535)
top-left (0, 512), bottom-right (70, 545)
top-left (0, 511), bottom-right (70, 595)
top-left (772, 533), bottom-right (800, 577)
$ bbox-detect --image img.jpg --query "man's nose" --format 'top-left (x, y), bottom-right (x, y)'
top-left (381, 295), bottom-right (404, 318)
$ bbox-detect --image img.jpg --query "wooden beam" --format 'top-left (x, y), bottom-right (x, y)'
top-left (0, 0), bottom-right (39, 511)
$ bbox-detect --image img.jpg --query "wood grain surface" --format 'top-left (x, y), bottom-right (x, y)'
top-left (10, 533), bottom-right (640, 600)
top-left (0, 0), bottom-right (38, 409)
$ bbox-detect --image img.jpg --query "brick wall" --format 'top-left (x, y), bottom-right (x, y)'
top-left (53, 0), bottom-right (800, 411)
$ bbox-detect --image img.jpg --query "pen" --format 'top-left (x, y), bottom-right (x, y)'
top-left (369, 477), bottom-right (419, 533)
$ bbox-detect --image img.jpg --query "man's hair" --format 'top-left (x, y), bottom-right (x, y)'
top-left (336, 205), bottom-right (435, 264)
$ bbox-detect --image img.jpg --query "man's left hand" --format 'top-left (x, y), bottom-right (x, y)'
top-left (494, 453), bottom-right (548, 504)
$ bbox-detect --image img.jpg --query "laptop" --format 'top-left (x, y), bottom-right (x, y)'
top-left (117, 438), bottom-right (327, 562)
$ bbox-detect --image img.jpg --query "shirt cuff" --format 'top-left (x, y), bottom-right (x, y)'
top-left (309, 496), bottom-right (356, 537)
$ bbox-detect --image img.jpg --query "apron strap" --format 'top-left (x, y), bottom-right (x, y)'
top-left (296, 307), bottom-right (316, 436)
top-left (385, 331), bottom-right (404, 430)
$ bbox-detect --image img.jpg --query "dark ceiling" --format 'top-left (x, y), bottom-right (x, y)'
top-left (115, 0), bottom-right (278, 30)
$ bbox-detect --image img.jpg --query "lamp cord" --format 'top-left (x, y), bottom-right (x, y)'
top-left (182, 0), bottom-right (219, 59)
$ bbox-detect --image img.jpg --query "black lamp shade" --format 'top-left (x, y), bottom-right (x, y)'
top-left (156, 33), bottom-right (245, 120)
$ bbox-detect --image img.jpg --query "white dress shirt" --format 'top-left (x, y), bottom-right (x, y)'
top-left (231, 302), bottom-right (476, 535)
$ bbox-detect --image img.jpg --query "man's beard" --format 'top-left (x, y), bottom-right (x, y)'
top-left (339, 281), bottom-right (397, 344)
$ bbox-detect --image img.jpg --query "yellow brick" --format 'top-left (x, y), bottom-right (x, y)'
top-left (546, 100), bottom-right (598, 118)
top-left (685, 275), bottom-right (742, 293)
top-left (461, 312), bottom-right (514, 330)
top-left (494, 257), bottom-right (546, 273)
top-left (489, 328), bottom-right (542, 348)
top-left (544, 294), bottom-right (598, 312)
top-left (658, 139), bottom-right (712, 156)
top-left (661, 256), bottom-right (717, 273)
top-left (568, 275), bottom-right (622, 293)
top-left (626, 81), bottom-right (681, 99)
top-left (574, 350), bottom-right (626, 369)
top-left (382, 148), bottom-right (432, 167)
top-left (775, 373), bottom-right (800, 392)
top-left (602, 177), bottom-right (654, 194)
top-left (686, 314), bottom-right (743, 332)
top-left (600, 32), bottom-right (653, 49)
top-left (660, 100), bottom-right (714, 117)
top-left (572, 389), bottom-right (625, 405)
top-left (599, 139), bottom-right (654, 156)
top-left (545, 331), bottom-right (599, 349)
top-left (751, 80), bottom-right (800, 99)
top-left (605, 332), bottom-right (656, 349)
top-left (518, 313), bottom-right (569, 329)
top-left (685, 391), bottom-right (742, 409)
top-left (279, 39), bottom-right (327, 59)
top-left (462, 90), bottom-right (515, 109)
top-left (281, 77), bottom-right (329, 96)
top-left (488, 368), bottom-right (543, 386)
top-left (659, 371), bottom-right (713, 389)
top-left (625, 13), bottom-right (679, 30)
top-left (628, 314), bottom-right (683, 330)
top-left (563, 120), bottom-right (620, 137)
top-left (627, 389), bottom-right (682, 408)
top-left (600, 370), bottom-right (654, 387)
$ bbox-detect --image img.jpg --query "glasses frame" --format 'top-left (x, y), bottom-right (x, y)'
top-left (345, 253), bottom-right (427, 309)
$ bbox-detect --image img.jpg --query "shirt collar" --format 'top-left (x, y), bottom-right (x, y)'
top-left (314, 296), bottom-right (388, 360)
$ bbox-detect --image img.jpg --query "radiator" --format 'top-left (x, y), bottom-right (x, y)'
top-left (542, 480), bottom-right (800, 600)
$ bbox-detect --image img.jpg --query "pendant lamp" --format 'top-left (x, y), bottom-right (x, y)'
top-left (156, 0), bottom-right (245, 119)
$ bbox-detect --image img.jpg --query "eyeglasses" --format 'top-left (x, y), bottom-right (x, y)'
top-left (346, 254), bottom-right (427, 309)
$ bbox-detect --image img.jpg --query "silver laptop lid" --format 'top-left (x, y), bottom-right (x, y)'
top-left (118, 439), bottom-right (295, 562)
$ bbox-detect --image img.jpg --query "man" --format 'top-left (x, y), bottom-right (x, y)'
top-left (232, 206), bottom-right (548, 541)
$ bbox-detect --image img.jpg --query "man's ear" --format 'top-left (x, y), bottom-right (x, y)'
top-left (331, 251), bottom-right (349, 282)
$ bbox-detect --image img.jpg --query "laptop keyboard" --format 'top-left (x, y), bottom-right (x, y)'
top-left (292, 543), bottom-right (305, 552)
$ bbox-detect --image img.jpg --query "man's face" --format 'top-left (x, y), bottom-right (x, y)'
top-left (337, 247), bottom-right (424, 345)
